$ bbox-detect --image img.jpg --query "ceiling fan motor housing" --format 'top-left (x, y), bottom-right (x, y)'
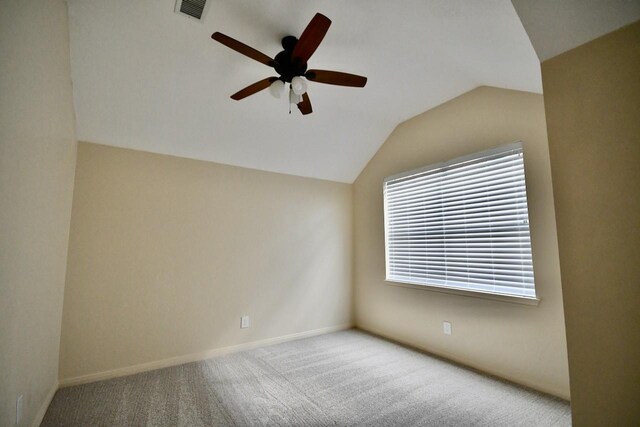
top-left (274, 36), bottom-right (308, 83)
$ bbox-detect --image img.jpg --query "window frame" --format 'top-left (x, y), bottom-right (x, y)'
top-left (383, 141), bottom-right (540, 306)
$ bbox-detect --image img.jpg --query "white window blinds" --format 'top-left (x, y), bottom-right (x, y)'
top-left (383, 142), bottom-right (536, 299)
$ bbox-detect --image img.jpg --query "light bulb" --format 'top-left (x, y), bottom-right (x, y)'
top-left (268, 79), bottom-right (285, 98)
top-left (291, 76), bottom-right (307, 95)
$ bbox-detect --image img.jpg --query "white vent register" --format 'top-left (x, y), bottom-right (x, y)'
top-left (383, 142), bottom-right (537, 300)
top-left (175, 0), bottom-right (208, 21)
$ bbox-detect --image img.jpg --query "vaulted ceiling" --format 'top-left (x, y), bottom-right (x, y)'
top-left (511, 0), bottom-right (640, 62)
top-left (67, 0), bottom-right (543, 182)
top-left (67, 1), bottom-right (640, 182)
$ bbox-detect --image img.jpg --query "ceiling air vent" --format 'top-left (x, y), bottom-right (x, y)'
top-left (175, 0), bottom-right (208, 21)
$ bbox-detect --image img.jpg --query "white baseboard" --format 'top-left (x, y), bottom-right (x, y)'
top-left (31, 381), bottom-right (58, 427)
top-left (59, 323), bottom-right (352, 388)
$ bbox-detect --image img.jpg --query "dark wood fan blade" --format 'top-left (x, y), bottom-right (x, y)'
top-left (297, 92), bottom-right (313, 115)
top-left (306, 70), bottom-right (367, 87)
top-left (212, 32), bottom-right (276, 67)
top-left (231, 77), bottom-right (278, 100)
top-left (291, 13), bottom-right (331, 64)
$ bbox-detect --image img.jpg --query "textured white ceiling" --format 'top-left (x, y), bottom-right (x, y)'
top-left (512, 0), bottom-right (640, 61)
top-left (67, 0), bottom-right (541, 183)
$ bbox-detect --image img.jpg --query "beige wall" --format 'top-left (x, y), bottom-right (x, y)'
top-left (353, 86), bottom-right (570, 398)
top-left (59, 142), bottom-right (352, 381)
top-left (0, 1), bottom-right (78, 426)
top-left (541, 21), bottom-right (640, 425)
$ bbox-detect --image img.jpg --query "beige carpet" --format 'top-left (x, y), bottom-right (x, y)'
top-left (42, 329), bottom-right (571, 426)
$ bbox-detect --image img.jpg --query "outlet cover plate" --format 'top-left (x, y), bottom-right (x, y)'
top-left (16, 394), bottom-right (23, 425)
top-left (443, 321), bottom-right (452, 336)
top-left (241, 316), bottom-right (250, 329)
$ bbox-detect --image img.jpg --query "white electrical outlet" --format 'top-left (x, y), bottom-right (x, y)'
top-left (241, 315), bottom-right (250, 329)
top-left (443, 321), bottom-right (452, 336)
top-left (16, 395), bottom-right (23, 425)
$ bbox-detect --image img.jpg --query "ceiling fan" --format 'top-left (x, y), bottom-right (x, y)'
top-left (211, 13), bottom-right (367, 115)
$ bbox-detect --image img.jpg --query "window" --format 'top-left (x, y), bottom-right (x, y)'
top-left (383, 142), bottom-right (536, 300)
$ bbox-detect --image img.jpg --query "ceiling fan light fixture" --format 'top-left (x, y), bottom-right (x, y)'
top-left (211, 12), bottom-right (367, 115)
top-left (268, 79), bottom-right (285, 98)
top-left (291, 76), bottom-right (307, 96)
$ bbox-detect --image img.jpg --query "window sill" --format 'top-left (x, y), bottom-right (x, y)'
top-left (385, 280), bottom-right (540, 306)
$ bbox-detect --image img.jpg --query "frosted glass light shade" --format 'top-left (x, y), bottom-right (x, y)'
top-left (289, 88), bottom-right (302, 104)
top-left (291, 76), bottom-right (307, 95)
top-left (268, 79), bottom-right (285, 98)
